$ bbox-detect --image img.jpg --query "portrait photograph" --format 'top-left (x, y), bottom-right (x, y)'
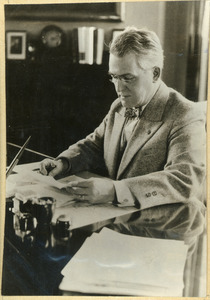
top-left (6, 31), bottom-right (26, 59)
top-left (0, 0), bottom-right (209, 299)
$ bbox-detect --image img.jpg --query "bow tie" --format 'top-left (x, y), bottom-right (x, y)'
top-left (124, 107), bottom-right (141, 119)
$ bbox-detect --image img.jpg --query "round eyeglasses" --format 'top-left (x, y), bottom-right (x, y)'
top-left (108, 74), bottom-right (136, 84)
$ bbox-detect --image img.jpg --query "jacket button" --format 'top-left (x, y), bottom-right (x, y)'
top-left (147, 130), bottom-right (151, 134)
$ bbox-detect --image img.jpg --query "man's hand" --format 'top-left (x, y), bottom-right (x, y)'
top-left (66, 177), bottom-right (115, 204)
top-left (40, 158), bottom-right (68, 177)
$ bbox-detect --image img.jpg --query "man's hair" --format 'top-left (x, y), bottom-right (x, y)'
top-left (109, 27), bottom-right (164, 70)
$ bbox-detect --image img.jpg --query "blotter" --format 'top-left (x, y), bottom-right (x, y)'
top-left (59, 228), bottom-right (188, 296)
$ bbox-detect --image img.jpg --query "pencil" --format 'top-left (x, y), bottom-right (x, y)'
top-left (6, 136), bottom-right (31, 178)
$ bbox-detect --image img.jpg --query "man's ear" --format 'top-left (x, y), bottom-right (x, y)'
top-left (153, 67), bottom-right (160, 82)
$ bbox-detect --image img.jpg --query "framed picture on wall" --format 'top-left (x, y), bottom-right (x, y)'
top-left (5, 3), bottom-right (125, 22)
top-left (6, 31), bottom-right (26, 60)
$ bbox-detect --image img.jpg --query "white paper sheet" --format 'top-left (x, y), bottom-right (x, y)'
top-left (60, 228), bottom-right (188, 296)
top-left (6, 171), bottom-right (78, 206)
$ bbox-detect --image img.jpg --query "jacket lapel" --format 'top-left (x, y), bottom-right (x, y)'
top-left (117, 81), bottom-right (169, 179)
top-left (117, 119), bottom-right (163, 178)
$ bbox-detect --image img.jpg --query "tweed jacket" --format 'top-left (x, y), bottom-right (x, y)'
top-left (58, 81), bottom-right (206, 210)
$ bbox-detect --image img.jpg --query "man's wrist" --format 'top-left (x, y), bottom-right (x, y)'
top-left (56, 157), bottom-right (71, 174)
top-left (113, 180), bottom-right (136, 207)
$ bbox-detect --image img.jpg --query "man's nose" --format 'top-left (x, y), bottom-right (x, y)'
top-left (115, 79), bottom-right (126, 93)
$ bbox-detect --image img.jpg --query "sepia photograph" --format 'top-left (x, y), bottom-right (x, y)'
top-left (0, 0), bottom-right (209, 298)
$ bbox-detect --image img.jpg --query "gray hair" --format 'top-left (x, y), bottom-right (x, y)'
top-left (109, 27), bottom-right (164, 70)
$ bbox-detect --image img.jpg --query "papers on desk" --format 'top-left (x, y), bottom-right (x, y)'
top-left (6, 170), bottom-right (79, 207)
top-left (6, 167), bottom-right (137, 229)
top-left (24, 170), bottom-right (68, 189)
top-left (59, 228), bottom-right (188, 296)
top-left (13, 168), bottom-right (82, 189)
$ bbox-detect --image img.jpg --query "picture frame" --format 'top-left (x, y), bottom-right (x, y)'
top-left (5, 3), bottom-right (125, 22)
top-left (6, 31), bottom-right (26, 60)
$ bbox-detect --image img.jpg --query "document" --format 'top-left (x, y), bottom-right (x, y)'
top-left (21, 170), bottom-right (83, 189)
top-left (60, 228), bottom-right (188, 296)
top-left (6, 167), bottom-right (138, 229)
top-left (6, 170), bottom-right (80, 206)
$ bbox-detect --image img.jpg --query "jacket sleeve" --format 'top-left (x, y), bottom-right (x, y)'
top-left (57, 99), bottom-right (121, 175)
top-left (114, 106), bottom-right (206, 210)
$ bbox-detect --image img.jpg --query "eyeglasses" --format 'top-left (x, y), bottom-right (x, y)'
top-left (108, 74), bottom-right (136, 84)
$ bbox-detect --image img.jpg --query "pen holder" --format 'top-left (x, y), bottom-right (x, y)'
top-left (31, 197), bottom-right (56, 249)
top-left (19, 213), bottom-right (36, 232)
top-left (13, 212), bottom-right (37, 244)
top-left (12, 197), bottom-right (56, 247)
top-left (33, 197), bottom-right (56, 225)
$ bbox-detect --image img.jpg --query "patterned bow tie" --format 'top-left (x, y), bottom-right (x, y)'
top-left (124, 107), bottom-right (141, 119)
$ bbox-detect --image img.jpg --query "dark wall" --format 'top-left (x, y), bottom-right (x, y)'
top-left (6, 49), bottom-right (116, 160)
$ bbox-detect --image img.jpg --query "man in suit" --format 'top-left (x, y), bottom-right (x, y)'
top-left (40, 27), bottom-right (206, 211)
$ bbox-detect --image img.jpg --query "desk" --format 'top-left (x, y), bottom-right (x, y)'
top-left (2, 163), bottom-right (206, 296)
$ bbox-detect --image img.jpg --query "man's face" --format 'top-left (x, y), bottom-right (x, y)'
top-left (109, 53), bottom-right (155, 108)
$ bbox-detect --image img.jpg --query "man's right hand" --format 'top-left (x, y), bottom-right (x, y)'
top-left (40, 158), bottom-right (68, 177)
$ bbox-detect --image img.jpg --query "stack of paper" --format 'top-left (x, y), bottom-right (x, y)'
top-left (59, 228), bottom-right (188, 296)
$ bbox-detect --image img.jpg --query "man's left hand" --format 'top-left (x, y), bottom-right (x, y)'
top-left (66, 177), bottom-right (115, 204)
